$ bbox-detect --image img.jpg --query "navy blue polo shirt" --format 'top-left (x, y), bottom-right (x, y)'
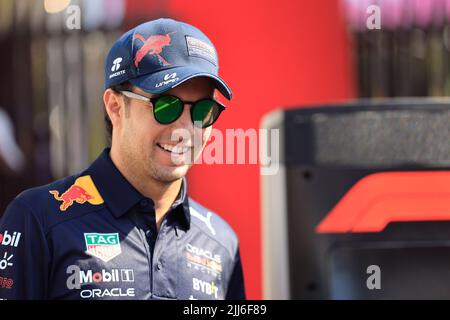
top-left (0, 148), bottom-right (245, 300)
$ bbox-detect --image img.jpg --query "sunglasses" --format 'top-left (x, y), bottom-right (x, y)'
top-left (118, 90), bottom-right (225, 128)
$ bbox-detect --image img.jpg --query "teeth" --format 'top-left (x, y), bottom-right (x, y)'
top-left (159, 143), bottom-right (190, 154)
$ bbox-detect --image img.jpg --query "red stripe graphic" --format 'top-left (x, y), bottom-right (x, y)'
top-left (316, 171), bottom-right (450, 233)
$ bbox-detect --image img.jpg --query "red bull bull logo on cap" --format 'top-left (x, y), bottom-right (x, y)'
top-left (133, 32), bottom-right (175, 67)
top-left (49, 175), bottom-right (104, 212)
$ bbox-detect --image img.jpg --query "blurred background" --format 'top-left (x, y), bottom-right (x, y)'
top-left (2, 0), bottom-right (450, 299)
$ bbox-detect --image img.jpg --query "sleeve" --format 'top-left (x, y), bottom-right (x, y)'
top-left (0, 197), bottom-right (50, 300)
top-left (225, 247), bottom-right (246, 300)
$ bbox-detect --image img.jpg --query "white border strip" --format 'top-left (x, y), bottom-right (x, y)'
top-left (260, 110), bottom-right (290, 299)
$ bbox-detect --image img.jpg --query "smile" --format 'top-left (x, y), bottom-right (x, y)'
top-left (157, 143), bottom-right (190, 155)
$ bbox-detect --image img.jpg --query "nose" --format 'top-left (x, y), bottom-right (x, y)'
top-left (174, 103), bottom-right (194, 130)
top-left (168, 104), bottom-right (196, 144)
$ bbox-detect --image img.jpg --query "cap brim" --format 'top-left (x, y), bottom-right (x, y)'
top-left (129, 66), bottom-right (233, 100)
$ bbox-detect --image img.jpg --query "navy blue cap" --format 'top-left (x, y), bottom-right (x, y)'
top-left (104, 18), bottom-right (232, 100)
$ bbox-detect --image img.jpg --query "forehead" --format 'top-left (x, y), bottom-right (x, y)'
top-left (135, 76), bottom-right (216, 98)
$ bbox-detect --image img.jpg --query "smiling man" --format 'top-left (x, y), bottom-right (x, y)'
top-left (0, 18), bottom-right (245, 300)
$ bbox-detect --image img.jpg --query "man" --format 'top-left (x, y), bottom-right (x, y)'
top-left (0, 18), bottom-right (245, 300)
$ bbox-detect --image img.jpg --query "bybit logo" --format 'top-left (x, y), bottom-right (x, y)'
top-left (192, 277), bottom-right (219, 299)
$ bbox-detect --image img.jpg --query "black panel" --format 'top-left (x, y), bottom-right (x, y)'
top-left (329, 245), bottom-right (450, 299)
top-left (279, 99), bottom-right (450, 299)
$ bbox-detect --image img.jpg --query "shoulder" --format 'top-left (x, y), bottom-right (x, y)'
top-left (187, 197), bottom-right (239, 258)
top-left (3, 173), bottom-right (102, 232)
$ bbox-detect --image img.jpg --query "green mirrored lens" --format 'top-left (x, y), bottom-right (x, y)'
top-left (153, 96), bottom-right (183, 124)
top-left (192, 100), bottom-right (220, 128)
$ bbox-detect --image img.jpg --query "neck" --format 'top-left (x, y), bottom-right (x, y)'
top-left (109, 147), bottom-right (182, 230)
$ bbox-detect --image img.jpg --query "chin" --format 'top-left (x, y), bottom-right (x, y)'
top-left (149, 164), bottom-right (190, 182)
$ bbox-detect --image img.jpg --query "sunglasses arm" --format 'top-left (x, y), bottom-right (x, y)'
top-left (119, 90), bottom-right (152, 103)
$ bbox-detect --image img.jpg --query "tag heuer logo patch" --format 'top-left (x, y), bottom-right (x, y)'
top-left (84, 233), bottom-right (121, 262)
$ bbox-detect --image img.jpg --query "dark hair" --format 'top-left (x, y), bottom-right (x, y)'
top-left (104, 82), bottom-right (134, 143)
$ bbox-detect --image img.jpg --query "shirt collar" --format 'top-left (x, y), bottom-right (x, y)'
top-left (86, 148), bottom-right (190, 228)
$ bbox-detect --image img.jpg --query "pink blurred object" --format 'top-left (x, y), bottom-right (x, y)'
top-left (413, 0), bottom-right (434, 28)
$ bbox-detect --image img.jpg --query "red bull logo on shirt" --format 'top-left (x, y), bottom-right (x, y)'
top-left (49, 175), bottom-right (104, 212)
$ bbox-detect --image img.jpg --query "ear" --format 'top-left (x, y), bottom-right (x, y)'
top-left (103, 89), bottom-right (124, 132)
